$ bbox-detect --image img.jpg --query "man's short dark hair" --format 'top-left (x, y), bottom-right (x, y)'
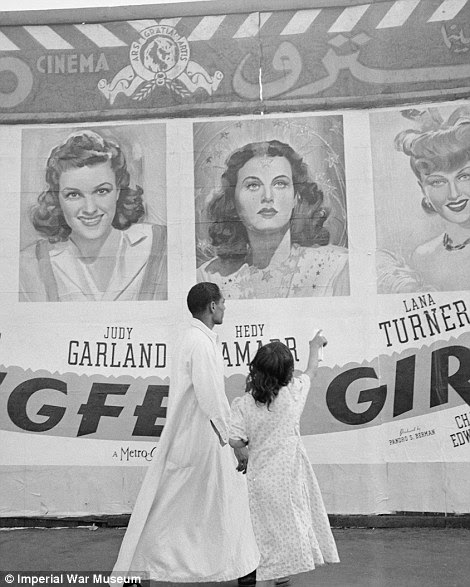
top-left (187, 282), bottom-right (222, 316)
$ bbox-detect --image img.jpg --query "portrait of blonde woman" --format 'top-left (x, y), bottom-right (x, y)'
top-left (374, 105), bottom-right (470, 294)
top-left (19, 125), bottom-right (167, 302)
top-left (194, 117), bottom-right (350, 299)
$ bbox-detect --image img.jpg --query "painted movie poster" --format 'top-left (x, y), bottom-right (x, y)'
top-left (19, 123), bottom-right (168, 302)
top-left (372, 102), bottom-right (470, 294)
top-left (0, 105), bottom-right (469, 518)
top-left (193, 115), bottom-right (349, 299)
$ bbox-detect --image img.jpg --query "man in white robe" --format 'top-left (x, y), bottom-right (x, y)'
top-left (112, 282), bottom-right (259, 583)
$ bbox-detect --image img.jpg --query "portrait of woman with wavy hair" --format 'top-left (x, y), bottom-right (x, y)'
top-left (196, 137), bottom-right (349, 299)
top-left (376, 106), bottom-right (470, 293)
top-left (19, 128), bottom-right (167, 302)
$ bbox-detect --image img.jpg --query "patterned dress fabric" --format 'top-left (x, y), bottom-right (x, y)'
top-left (197, 244), bottom-right (349, 299)
top-left (230, 374), bottom-right (340, 581)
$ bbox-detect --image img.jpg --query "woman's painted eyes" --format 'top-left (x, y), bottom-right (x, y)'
top-left (62, 186), bottom-right (112, 199)
top-left (244, 179), bottom-right (290, 191)
top-left (427, 170), bottom-right (470, 188)
top-left (63, 191), bottom-right (81, 199)
top-left (428, 178), bottom-right (446, 188)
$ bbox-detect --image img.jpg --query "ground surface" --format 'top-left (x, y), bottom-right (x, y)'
top-left (0, 527), bottom-right (469, 586)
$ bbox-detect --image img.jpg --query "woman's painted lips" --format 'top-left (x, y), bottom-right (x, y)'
top-left (257, 208), bottom-right (278, 218)
top-left (446, 199), bottom-right (468, 213)
top-left (78, 215), bottom-right (104, 226)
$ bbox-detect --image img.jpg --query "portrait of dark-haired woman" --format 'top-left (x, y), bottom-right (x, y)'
top-left (19, 129), bottom-right (167, 302)
top-left (197, 140), bottom-right (349, 298)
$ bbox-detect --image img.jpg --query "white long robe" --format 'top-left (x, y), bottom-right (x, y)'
top-left (112, 318), bottom-right (259, 582)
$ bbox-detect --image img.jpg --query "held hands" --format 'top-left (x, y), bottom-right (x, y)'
top-left (233, 445), bottom-right (249, 474)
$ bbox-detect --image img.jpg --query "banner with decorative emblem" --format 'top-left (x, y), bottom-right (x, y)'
top-left (0, 0), bottom-right (469, 121)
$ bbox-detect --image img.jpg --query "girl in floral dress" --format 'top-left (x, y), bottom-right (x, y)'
top-left (230, 331), bottom-right (339, 586)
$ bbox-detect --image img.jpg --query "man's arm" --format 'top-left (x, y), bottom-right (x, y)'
top-left (191, 338), bottom-right (230, 444)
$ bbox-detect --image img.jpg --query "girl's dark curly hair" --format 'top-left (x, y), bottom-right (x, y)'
top-left (31, 130), bottom-right (145, 243)
top-left (207, 140), bottom-right (330, 259)
top-left (246, 341), bottom-right (294, 409)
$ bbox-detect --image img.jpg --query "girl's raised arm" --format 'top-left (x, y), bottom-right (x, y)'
top-left (304, 330), bottom-right (327, 381)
